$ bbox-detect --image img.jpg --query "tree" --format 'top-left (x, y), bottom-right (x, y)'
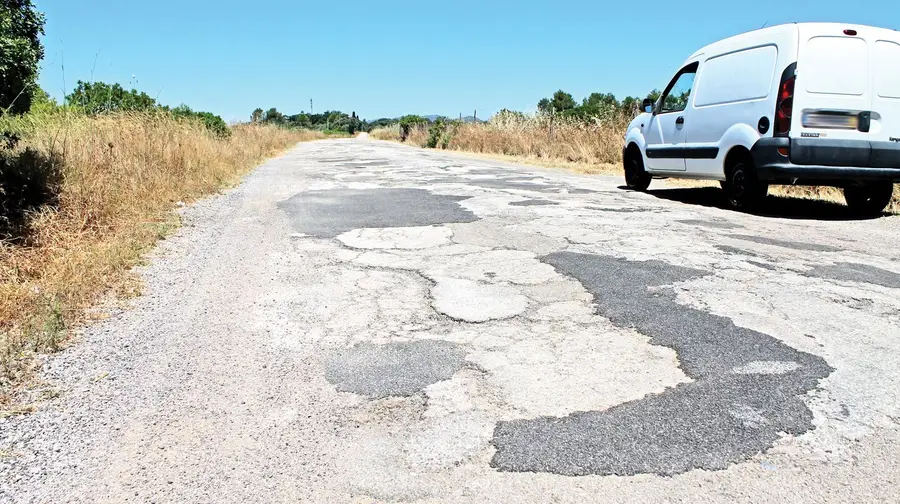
top-left (0, 0), bottom-right (46, 114)
top-left (250, 108), bottom-right (263, 123)
top-left (288, 113), bottom-right (312, 128)
top-left (66, 81), bottom-right (157, 114)
top-left (537, 98), bottom-right (551, 113)
top-left (264, 107), bottom-right (284, 123)
top-left (348, 111), bottom-right (361, 135)
top-left (29, 85), bottom-right (56, 113)
top-left (550, 90), bottom-right (576, 113)
top-left (326, 111), bottom-right (350, 131)
top-left (583, 92), bottom-right (617, 108)
top-left (621, 96), bottom-right (640, 112)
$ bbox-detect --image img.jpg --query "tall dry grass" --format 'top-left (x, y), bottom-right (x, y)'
top-left (0, 112), bottom-right (323, 407)
top-left (372, 111), bottom-right (630, 166)
top-left (371, 112), bottom-right (899, 211)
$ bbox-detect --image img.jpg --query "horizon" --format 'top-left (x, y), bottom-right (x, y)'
top-left (36, 0), bottom-right (900, 123)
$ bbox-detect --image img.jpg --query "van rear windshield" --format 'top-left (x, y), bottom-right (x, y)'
top-left (803, 36), bottom-right (868, 96)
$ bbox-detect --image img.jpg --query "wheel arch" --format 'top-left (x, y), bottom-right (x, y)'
top-left (624, 127), bottom-right (647, 162)
top-left (717, 123), bottom-right (762, 178)
top-left (723, 145), bottom-right (754, 178)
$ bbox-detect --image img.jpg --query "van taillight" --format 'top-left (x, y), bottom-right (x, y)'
top-left (775, 63), bottom-right (797, 137)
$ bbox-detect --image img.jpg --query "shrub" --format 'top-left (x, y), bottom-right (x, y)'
top-left (65, 81), bottom-right (158, 114)
top-left (0, 145), bottom-right (62, 241)
top-left (426, 118), bottom-right (456, 149)
top-left (171, 105), bottom-right (230, 138)
top-left (398, 115), bottom-right (427, 141)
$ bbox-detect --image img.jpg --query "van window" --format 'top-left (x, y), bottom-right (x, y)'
top-left (659, 65), bottom-right (697, 113)
top-left (875, 40), bottom-right (900, 99)
top-left (803, 36), bottom-right (868, 96)
top-left (693, 45), bottom-right (777, 107)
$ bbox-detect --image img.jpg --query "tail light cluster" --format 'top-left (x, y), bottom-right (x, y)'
top-left (774, 63), bottom-right (797, 136)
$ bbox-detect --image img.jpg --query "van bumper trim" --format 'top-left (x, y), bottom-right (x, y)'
top-left (751, 137), bottom-right (900, 182)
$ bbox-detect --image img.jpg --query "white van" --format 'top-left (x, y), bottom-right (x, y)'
top-left (623, 23), bottom-right (900, 215)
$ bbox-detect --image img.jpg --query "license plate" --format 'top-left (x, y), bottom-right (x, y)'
top-left (801, 111), bottom-right (860, 129)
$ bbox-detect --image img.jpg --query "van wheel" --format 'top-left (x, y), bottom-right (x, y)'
top-left (843, 182), bottom-right (894, 216)
top-left (724, 159), bottom-right (768, 210)
top-left (624, 148), bottom-right (651, 191)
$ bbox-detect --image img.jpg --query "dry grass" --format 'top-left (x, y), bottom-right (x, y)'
top-left (369, 124), bottom-right (401, 141)
top-left (371, 113), bottom-right (899, 212)
top-left (0, 111), bottom-right (323, 405)
top-left (372, 111), bottom-right (630, 166)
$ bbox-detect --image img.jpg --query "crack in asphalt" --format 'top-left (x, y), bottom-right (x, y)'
top-left (491, 252), bottom-right (833, 476)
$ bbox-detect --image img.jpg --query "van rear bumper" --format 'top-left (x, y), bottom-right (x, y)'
top-left (752, 137), bottom-right (900, 183)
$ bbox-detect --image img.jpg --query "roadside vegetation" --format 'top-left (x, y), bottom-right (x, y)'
top-left (0, 1), bottom-right (324, 407)
top-left (371, 90), bottom-right (900, 212)
top-left (250, 106), bottom-right (395, 135)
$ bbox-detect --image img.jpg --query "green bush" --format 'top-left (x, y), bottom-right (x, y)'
top-left (425, 118), bottom-right (456, 149)
top-left (66, 81), bottom-right (158, 114)
top-left (426, 119), bottom-right (445, 148)
top-left (398, 115), bottom-right (426, 141)
top-left (171, 104), bottom-right (230, 138)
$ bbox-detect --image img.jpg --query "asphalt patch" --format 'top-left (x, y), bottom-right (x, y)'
top-left (425, 173), bottom-right (595, 195)
top-left (715, 245), bottom-right (759, 257)
top-left (509, 199), bottom-right (560, 207)
top-left (678, 219), bottom-right (742, 230)
top-left (279, 188), bottom-right (478, 238)
top-left (729, 234), bottom-right (840, 252)
top-left (491, 253), bottom-right (831, 476)
top-left (325, 340), bottom-right (465, 398)
top-left (805, 262), bottom-right (900, 289)
top-left (587, 206), bottom-right (655, 213)
top-left (338, 160), bottom-right (392, 168)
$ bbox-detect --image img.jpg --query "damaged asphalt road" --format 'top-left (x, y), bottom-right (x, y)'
top-left (3, 138), bottom-right (900, 503)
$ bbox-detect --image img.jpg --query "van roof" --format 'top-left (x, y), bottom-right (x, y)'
top-left (687, 22), bottom-right (897, 60)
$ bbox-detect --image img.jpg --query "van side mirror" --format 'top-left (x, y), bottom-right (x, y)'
top-left (642, 98), bottom-right (655, 114)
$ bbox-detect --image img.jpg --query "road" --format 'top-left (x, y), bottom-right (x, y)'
top-left (3, 138), bottom-right (900, 503)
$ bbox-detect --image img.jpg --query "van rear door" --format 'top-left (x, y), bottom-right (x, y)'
top-left (793, 24), bottom-right (872, 143)
top-left (872, 32), bottom-right (900, 154)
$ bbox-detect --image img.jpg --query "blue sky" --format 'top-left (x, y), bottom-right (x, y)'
top-left (36, 0), bottom-right (899, 122)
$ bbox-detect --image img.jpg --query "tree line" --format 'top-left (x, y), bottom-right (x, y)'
top-left (249, 88), bottom-right (665, 138)
top-left (0, 1), bottom-right (229, 138)
top-left (249, 107), bottom-right (399, 135)
top-left (64, 81), bottom-right (230, 137)
top-left (536, 89), bottom-right (661, 119)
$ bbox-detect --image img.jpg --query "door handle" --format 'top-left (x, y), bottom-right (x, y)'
top-left (675, 116), bottom-right (685, 125)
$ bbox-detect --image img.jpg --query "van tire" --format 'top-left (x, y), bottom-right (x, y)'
top-left (843, 182), bottom-right (893, 216)
top-left (723, 158), bottom-right (768, 210)
top-left (624, 148), bottom-right (652, 191)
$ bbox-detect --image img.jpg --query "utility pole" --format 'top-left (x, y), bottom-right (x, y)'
top-left (310, 98), bottom-right (314, 114)
top-left (474, 109), bottom-right (477, 122)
